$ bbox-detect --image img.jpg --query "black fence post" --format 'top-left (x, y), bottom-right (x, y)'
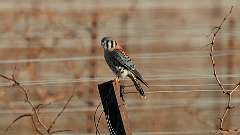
top-left (98, 80), bottom-right (132, 135)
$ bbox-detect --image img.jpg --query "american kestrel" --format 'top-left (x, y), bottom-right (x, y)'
top-left (101, 37), bottom-right (149, 96)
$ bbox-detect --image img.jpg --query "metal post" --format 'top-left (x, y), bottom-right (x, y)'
top-left (98, 80), bottom-right (132, 135)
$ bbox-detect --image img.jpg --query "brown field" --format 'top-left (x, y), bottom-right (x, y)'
top-left (0, 0), bottom-right (240, 135)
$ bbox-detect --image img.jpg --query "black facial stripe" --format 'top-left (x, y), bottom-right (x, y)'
top-left (102, 39), bottom-right (116, 49)
top-left (106, 40), bottom-right (110, 48)
top-left (111, 41), bottom-right (113, 48)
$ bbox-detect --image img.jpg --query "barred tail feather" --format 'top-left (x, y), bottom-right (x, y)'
top-left (129, 74), bottom-right (145, 96)
top-left (132, 69), bottom-right (149, 88)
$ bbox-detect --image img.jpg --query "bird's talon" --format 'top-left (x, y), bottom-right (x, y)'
top-left (113, 78), bottom-right (119, 84)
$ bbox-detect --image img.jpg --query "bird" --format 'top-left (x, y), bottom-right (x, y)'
top-left (100, 36), bottom-right (149, 97)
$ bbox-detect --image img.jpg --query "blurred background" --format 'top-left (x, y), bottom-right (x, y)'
top-left (0, 0), bottom-right (240, 135)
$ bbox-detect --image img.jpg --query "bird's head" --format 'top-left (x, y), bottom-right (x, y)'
top-left (101, 37), bottom-right (118, 51)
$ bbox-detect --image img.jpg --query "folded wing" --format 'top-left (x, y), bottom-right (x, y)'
top-left (109, 49), bottom-right (149, 88)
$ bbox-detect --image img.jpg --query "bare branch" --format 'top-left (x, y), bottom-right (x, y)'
top-left (47, 90), bottom-right (75, 133)
top-left (31, 115), bottom-right (44, 135)
top-left (0, 71), bottom-right (74, 135)
top-left (208, 5), bottom-right (234, 94)
top-left (5, 114), bottom-right (32, 132)
top-left (207, 6), bottom-right (240, 134)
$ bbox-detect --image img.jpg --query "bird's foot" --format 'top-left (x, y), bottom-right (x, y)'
top-left (114, 77), bottom-right (120, 83)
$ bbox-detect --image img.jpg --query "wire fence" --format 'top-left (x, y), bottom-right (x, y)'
top-left (0, 75), bottom-right (239, 87)
top-left (0, 0), bottom-right (239, 135)
top-left (0, 50), bottom-right (240, 64)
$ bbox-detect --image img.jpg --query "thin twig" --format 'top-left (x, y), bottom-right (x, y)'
top-left (47, 89), bottom-right (75, 133)
top-left (207, 6), bottom-right (240, 134)
top-left (5, 113), bottom-right (32, 132)
top-left (0, 73), bottom-right (48, 131)
top-left (0, 72), bottom-right (73, 135)
top-left (208, 5), bottom-right (233, 94)
top-left (31, 115), bottom-right (44, 135)
top-left (94, 102), bottom-right (102, 135)
top-left (96, 111), bottom-right (104, 134)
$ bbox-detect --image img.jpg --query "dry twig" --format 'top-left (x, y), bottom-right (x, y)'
top-left (207, 6), bottom-right (240, 134)
top-left (0, 72), bottom-right (74, 135)
top-left (208, 6), bottom-right (233, 94)
top-left (47, 89), bottom-right (75, 134)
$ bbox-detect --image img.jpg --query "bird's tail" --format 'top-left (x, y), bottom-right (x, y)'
top-left (128, 74), bottom-right (145, 96)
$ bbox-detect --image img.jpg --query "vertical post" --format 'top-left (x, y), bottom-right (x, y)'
top-left (98, 80), bottom-right (132, 135)
top-left (87, 3), bottom-right (99, 132)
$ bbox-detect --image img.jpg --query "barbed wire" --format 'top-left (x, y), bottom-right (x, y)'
top-left (0, 74), bottom-right (239, 87)
top-left (106, 88), bottom-right (239, 93)
top-left (2, 97), bottom-right (239, 114)
top-left (125, 89), bottom-right (236, 94)
top-left (1, 130), bottom-right (219, 135)
top-left (134, 130), bottom-right (217, 135)
top-left (0, 50), bottom-right (240, 64)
